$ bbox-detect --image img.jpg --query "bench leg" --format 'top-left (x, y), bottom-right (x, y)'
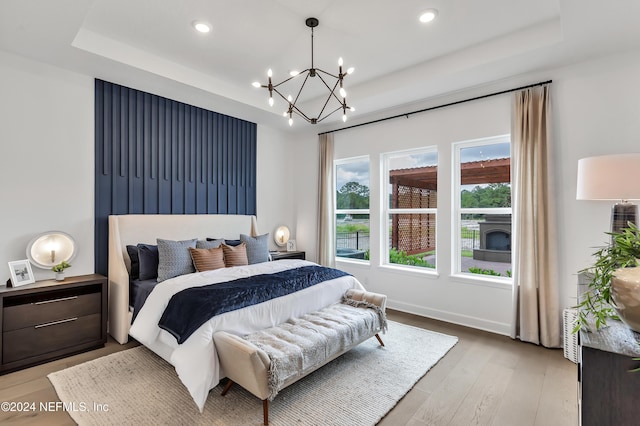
top-left (375, 333), bottom-right (385, 347)
top-left (263, 400), bottom-right (269, 425)
top-left (221, 380), bottom-right (234, 396)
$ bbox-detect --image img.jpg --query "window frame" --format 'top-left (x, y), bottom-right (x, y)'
top-left (451, 135), bottom-right (512, 284)
top-left (381, 147), bottom-right (439, 273)
top-left (334, 156), bottom-right (371, 264)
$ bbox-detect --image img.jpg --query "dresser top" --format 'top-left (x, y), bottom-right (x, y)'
top-left (0, 274), bottom-right (106, 295)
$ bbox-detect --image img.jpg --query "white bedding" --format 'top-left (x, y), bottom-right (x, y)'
top-left (128, 259), bottom-right (364, 411)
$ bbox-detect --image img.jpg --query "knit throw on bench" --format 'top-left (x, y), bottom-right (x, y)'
top-left (244, 300), bottom-right (387, 400)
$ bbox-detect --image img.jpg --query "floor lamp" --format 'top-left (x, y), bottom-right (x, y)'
top-left (576, 153), bottom-right (640, 235)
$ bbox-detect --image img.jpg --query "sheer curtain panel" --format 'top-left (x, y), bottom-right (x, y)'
top-left (511, 84), bottom-right (561, 347)
top-left (317, 134), bottom-right (336, 267)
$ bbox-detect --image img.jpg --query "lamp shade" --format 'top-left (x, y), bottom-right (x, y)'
top-left (576, 154), bottom-right (640, 200)
top-left (26, 231), bottom-right (77, 269)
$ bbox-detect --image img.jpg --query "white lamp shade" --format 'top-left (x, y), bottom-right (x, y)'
top-left (26, 231), bottom-right (77, 269)
top-left (274, 226), bottom-right (290, 247)
top-left (576, 154), bottom-right (640, 200)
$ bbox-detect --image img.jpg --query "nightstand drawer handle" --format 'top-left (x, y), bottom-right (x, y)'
top-left (34, 317), bottom-right (78, 329)
top-left (34, 296), bottom-right (78, 305)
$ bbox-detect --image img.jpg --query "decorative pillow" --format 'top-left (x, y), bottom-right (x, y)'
top-left (197, 239), bottom-right (225, 249)
top-left (222, 242), bottom-right (249, 267)
top-left (137, 244), bottom-right (159, 280)
top-left (240, 233), bottom-right (270, 264)
top-left (208, 238), bottom-right (241, 247)
top-left (126, 245), bottom-right (140, 279)
top-left (157, 238), bottom-right (198, 282)
top-left (189, 247), bottom-right (226, 272)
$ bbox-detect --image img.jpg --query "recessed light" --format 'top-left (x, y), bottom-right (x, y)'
top-left (419, 9), bottom-right (438, 23)
top-left (192, 21), bottom-right (211, 33)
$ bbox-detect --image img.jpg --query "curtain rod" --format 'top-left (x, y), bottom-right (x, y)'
top-left (318, 79), bottom-right (552, 136)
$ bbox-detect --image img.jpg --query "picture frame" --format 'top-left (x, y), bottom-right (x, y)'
top-left (8, 259), bottom-right (35, 287)
top-left (287, 239), bottom-right (297, 252)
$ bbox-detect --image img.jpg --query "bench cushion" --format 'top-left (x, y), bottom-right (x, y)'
top-left (244, 302), bottom-right (384, 400)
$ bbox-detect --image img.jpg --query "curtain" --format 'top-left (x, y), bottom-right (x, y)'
top-left (317, 133), bottom-right (336, 267)
top-left (511, 84), bottom-right (561, 347)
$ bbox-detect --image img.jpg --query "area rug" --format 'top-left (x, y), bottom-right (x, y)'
top-left (48, 321), bottom-right (457, 425)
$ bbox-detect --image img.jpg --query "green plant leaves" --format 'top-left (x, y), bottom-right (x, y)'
top-left (52, 260), bottom-right (71, 273)
top-left (575, 222), bottom-right (640, 332)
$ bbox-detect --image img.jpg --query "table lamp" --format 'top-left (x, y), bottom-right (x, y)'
top-left (274, 226), bottom-right (290, 249)
top-left (26, 231), bottom-right (77, 269)
top-left (576, 153), bottom-right (640, 234)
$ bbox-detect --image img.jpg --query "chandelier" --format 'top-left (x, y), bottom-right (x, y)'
top-left (252, 17), bottom-right (354, 126)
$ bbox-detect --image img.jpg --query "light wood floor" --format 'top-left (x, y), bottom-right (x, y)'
top-left (0, 310), bottom-right (577, 426)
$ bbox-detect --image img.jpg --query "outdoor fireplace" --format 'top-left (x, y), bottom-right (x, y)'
top-left (473, 214), bottom-right (511, 263)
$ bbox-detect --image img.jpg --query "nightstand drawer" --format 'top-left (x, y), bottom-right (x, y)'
top-left (3, 313), bottom-right (102, 364)
top-left (3, 290), bottom-right (101, 332)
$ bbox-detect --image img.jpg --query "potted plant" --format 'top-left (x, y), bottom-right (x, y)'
top-left (52, 260), bottom-right (71, 281)
top-left (575, 222), bottom-right (640, 332)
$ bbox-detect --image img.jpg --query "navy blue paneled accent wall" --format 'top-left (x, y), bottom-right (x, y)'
top-left (95, 79), bottom-right (257, 275)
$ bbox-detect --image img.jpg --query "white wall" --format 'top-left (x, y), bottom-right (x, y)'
top-left (292, 48), bottom-right (640, 335)
top-left (0, 50), bottom-right (296, 281)
top-left (256, 124), bottom-right (298, 250)
top-left (0, 51), bottom-right (95, 281)
top-left (553, 49), bottom-right (640, 309)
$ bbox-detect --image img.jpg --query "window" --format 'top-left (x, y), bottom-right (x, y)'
top-left (335, 157), bottom-right (370, 261)
top-left (383, 148), bottom-right (438, 270)
top-left (453, 136), bottom-right (512, 280)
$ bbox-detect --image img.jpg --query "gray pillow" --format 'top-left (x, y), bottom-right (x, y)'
top-left (196, 239), bottom-right (224, 249)
top-left (240, 233), bottom-right (270, 264)
top-left (157, 238), bottom-right (197, 282)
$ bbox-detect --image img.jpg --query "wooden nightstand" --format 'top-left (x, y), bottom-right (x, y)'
top-left (0, 274), bottom-right (107, 374)
top-left (270, 251), bottom-right (306, 261)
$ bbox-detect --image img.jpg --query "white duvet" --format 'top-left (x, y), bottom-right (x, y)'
top-left (128, 259), bottom-right (364, 411)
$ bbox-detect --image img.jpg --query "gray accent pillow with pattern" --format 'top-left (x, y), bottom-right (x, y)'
top-left (157, 238), bottom-right (198, 282)
top-left (240, 233), bottom-right (270, 264)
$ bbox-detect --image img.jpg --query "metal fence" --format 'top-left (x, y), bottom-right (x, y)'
top-left (336, 231), bottom-right (370, 250)
top-left (337, 229), bottom-right (478, 252)
top-left (461, 228), bottom-right (480, 251)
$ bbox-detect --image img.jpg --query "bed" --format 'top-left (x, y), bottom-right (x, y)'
top-left (107, 214), bottom-right (366, 411)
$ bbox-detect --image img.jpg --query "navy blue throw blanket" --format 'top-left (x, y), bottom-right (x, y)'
top-left (158, 265), bottom-right (349, 344)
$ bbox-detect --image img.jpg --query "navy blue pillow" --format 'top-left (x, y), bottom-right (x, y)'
top-left (137, 244), bottom-right (159, 280)
top-left (126, 245), bottom-right (140, 280)
top-left (207, 238), bottom-right (241, 247)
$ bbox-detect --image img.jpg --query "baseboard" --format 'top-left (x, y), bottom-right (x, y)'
top-left (387, 299), bottom-right (511, 336)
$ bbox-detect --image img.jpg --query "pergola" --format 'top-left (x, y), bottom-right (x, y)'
top-left (389, 158), bottom-right (510, 255)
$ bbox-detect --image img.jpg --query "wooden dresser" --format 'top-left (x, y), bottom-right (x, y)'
top-left (578, 278), bottom-right (640, 425)
top-left (0, 274), bottom-right (107, 374)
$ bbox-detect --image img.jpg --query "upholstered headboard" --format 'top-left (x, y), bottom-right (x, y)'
top-left (108, 214), bottom-right (258, 344)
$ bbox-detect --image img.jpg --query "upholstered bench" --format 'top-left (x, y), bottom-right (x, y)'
top-left (213, 289), bottom-right (387, 425)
